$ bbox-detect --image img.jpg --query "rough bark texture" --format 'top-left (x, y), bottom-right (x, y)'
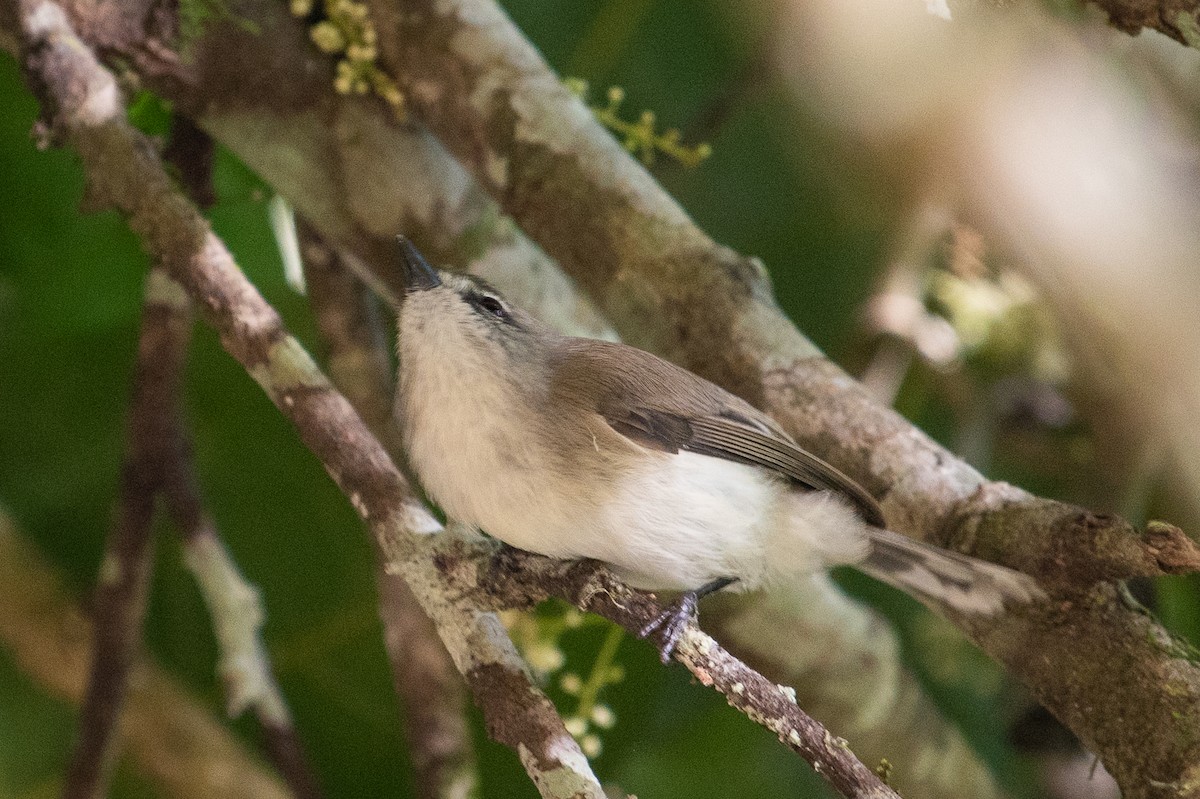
top-left (464, 545), bottom-right (901, 799)
top-left (705, 583), bottom-right (1001, 798)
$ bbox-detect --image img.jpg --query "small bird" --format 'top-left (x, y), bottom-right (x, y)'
top-left (393, 239), bottom-right (1042, 657)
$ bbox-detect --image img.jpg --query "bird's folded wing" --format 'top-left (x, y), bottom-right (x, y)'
top-left (603, 406), bottom-right (886, 527)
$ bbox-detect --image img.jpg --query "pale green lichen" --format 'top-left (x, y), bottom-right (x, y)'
top-left (248, 336), bottom-right (330, 397)
top-left (143, 268), bottom-right (191, 309)
top-left (291, 0), bottom-right (405, 119)
top-left (565, 77), bottom-right (712, 168)
top-left (1175, 10), bottom-right (1200, 49)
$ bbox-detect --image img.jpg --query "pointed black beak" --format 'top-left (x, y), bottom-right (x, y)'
top-left (397, 237), bottom-right (441, 291)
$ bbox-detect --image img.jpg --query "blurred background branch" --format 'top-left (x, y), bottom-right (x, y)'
top-left (0, 507), bottom-right (294, 799)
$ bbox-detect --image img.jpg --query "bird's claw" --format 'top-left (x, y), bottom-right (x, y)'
top-left (638, 591), bottom-right (699, 663)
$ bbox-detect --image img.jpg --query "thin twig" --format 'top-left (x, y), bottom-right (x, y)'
top-left (61, 266), bottom-right (187, 799)
top-left (179, 516), bottom-right (323, 799)
top-left (468, 546), bottom-right (901, 799)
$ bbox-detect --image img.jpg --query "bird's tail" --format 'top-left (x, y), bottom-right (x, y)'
top-left (859, 528), bottom-right (1044, 616)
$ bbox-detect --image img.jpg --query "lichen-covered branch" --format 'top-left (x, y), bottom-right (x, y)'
top-left (359, 0), bottom-right (1200, 792)
top-left (466, 546), bottom-right (900, 799)
top-left (12, 8), bottom-right (604, 796)
top-left (0, 507), bottom-right (293, 799)
top-left (10, 7), bottom-right (904, 796)
top-left (301, 224), bottom-right (478, 799)
top-left (704, 584), bottom-right (1001, 798)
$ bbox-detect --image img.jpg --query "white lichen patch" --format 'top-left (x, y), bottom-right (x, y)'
top-left (143, 268), bottom-right (191, 309)
top-left (926, 0), bottom-right (952, 21)
top-left (403, 501), bottom-right (443, 536)
top-left (97, 551), bottom-right (123, 586)
top-left (25, 0), bottom-right (67, 37)
top-left (519, 735), bottom-right (603, 799)
top-left (26, 2), bottom-right (121, 127)
top-left (249, 336), bottom-right (329, 397)
top-left (78, 70), bottom-right (121, 126)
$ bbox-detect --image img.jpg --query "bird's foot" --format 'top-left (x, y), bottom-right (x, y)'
top-left (637, 577), bottom-right (737, 663)
top-left (638, 592), bottom-right (699, 664)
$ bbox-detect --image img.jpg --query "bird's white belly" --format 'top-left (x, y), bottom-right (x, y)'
top-left (588, 452), bottom-right (787, 591)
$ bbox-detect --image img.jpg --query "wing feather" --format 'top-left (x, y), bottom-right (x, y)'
top-left (602, 407), bottom-right (885, 527)
top-left (548, 337), bottom-right (885, 526)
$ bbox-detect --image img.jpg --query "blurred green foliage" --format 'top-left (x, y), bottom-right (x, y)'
top-left (1, 1), bottom-right (1197, 798)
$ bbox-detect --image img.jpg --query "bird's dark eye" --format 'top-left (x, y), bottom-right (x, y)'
top-left (478, 295), bottom-right (508, 319)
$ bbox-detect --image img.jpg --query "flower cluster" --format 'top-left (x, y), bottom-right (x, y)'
top-left (566, 78), bottom-right (712, 169)
top-left (290, 0), bottom-right (405, 118)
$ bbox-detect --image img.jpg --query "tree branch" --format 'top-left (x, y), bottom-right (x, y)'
top-left (1082, 0), bottom-right (1200, 46)
top-left (9, 5), bottom-right (902, 796)
top-left (465, 545), bottom-right (901, 799)
top-left (62, 267), bottom-right (177, 799)
top-left (361, 0), bottom-right (1200, 793)
top-left (180, 515), bottom-right (322, 799)
top-left (301, 223), bottom-right (479, 799)
top-left (11, 7), bottom-right (605, 796)
top-left (703, 584), bottom-right (1003, 798)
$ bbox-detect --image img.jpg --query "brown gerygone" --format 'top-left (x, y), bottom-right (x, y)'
top-left (393, 239), bottom-right (1042, 656)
